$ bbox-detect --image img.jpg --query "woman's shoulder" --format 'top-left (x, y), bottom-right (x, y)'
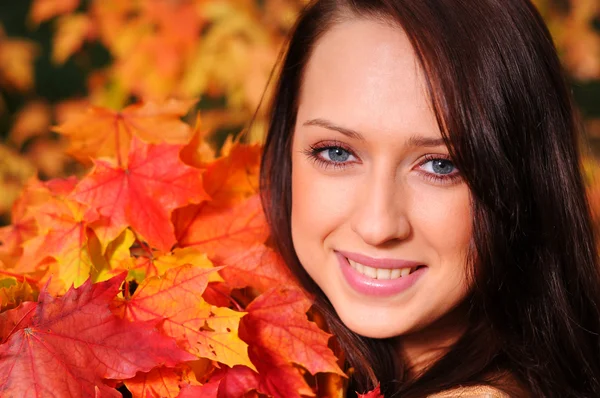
top-left (427, 385), bottom-right (511, 398)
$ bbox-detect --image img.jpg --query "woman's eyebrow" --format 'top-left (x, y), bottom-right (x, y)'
top-left (406, 135), bottom-right (445, 148)
top-left (303, 118), bottom-right (366, 141)
top-left (303, 118), bottom-right (445, 148)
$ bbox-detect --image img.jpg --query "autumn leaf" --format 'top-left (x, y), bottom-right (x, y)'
top-left (0, 278), bottom-right (37, 311)
top-left (239, 286), bottom-right (345, 398)
top-left (125, 366), bottom-right (191, 398)
top-left (179, 365), bottom-right (261, 398)
top-left (12, 187), bottom-right (102, 291)
top-left (106, 0), bottom-right (202, 100)
top-left (54, 99), bottom-right (196, 165)
top-left (52, 13), bottom-right (92, 64)
top-left (0, 301), bottom-right (36, 341)
top-left (0, 274), bottom-right (194, 397)
top-left (246, 356), bottom-right (315, 398)
top-left (214, 365), bottom-right (261, 398)
top-left (90, 227), bottom-right (136, 283)
top-left (129, 246), bottom-right (223, 282)
top-left (3, 177), bottom-right (75, 258)
top-left (0, 33), bottom-right (38, 92)
top-left (202, 142), bottom-right (261, 206)
top-left (358, 384), bottom-right (384, 398)
top-left (71, 137), bottom-right (208, 251)
top-left (113, 265), bottom-right (255, 371)
top-left (0, 145), bottom-right (36, 219)
top-left (30, 0), bottom-right (80, 24)
top-left (179, 114), bottom-right (216, 167)
top-left (175, 194), bottom-right (270, 261)
top-left (0, 178), bottom-right (44, 266)
top-left (178, 382), bottom-right (219, 398)
top-left (242, 286), bottom-right (344, 376)
top-left (8, 100), bottom-right (52, 147)
top-left (220, 243), bottom-right (296, 293)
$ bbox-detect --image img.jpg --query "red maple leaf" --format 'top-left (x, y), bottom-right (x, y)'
top-left (0, 301), bottom-right (36, 341)
top-left (240, 286), bottom-right (346, 398)
top-left (0, 274), bottom-right (194, 397)
top-left (178, 365), bottom-right (260, 398)
top-left (71, 137), bottom-right (209, 251)
top-left (358, 384), bottom-right (384, 398)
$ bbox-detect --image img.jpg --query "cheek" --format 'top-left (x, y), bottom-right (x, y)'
top-left (291, 160), bottom-right (353, 244)
top-left (290, 153), bottom-right (357, 279)
top-left (411, 184), bottom-right (472, 259)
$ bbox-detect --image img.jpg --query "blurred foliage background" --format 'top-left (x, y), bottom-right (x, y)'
top-left (0, 0), bottom-right (598, 224)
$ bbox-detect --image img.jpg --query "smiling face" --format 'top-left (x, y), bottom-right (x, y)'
top-left (290, 18), bottom-right (473, 345)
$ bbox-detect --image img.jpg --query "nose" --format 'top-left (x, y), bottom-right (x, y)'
top-left (350, 170), bottom-right (411, 247)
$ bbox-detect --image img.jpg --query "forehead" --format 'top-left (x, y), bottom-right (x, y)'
top-left (298, 18), bottom-right (438, 140)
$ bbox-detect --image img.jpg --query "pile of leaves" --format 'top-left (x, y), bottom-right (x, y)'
top-left (0, 99), bottom-right (388, 397)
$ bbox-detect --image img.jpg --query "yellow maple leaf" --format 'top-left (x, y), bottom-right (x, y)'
top-left (52, 13), bottom-right (92, 64)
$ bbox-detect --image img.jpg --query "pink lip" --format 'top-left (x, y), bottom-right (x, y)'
top-left (336, 251), bottom-right (426, 297)
top-left (336, 250), bottom-right (422, 269)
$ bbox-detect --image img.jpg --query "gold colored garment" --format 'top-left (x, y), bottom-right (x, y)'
top-left (428, 385), bottom-right (511, 397)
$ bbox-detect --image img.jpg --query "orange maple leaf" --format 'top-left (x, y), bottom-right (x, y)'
top-left (52, 13), bottom-right (92, 64)
top-left (179, 114), bottom-right (216, 167)
top-left (18, 194), bottom-right (100, 289)
top-left (125, 366), bottom-right (187, 398)
top-left (201, 142), bottom-right (261, 206)
top-left (0, 274), bottom-right (194, 397)
top-left (10, 177), bottom-right (88, 278)
top-left (219, 243), bottom-right (296, 293)
top-left (0, 177), bottom-right (48, 265)
top-left (54, 99), bottom-right (196, 165)
top-left (113, 265), bottom-right (255, 371)
top-left (30, 0), bottom-right (80, 24)
top-left (71, 137), bottom-right (209, 252)
top-left (0, 33), bottom-right (38, 92)
top-left (174, 194), bottom-right (270, 261)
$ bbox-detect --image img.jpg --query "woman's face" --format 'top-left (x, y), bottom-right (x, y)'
top-left (291, 18), bottom-right (472, 340)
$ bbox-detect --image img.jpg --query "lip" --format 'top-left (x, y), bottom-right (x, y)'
top-left (336, 251), bottom-right (426, 297)
top-left (336, 250), bottom-right (422, 269)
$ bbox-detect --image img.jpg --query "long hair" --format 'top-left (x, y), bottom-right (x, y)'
top-left (259, 0), bottom-right (600, 396)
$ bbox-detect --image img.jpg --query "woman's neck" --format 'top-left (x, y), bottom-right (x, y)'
top-left (395, 302), bottom-right (470, 378)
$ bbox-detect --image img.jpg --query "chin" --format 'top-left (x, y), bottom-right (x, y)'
top-left (334, 305), bottom-right (413, 339)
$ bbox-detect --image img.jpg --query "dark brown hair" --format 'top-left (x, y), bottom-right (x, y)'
top-left (259, 0), bottom-right (600, 396)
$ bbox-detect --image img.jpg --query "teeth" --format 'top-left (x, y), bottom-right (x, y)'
top-left (376, 268), bottom-right (391, 280)
top-left (348, 259), bottom-right (415, 280)
top-left (363, 264), bottom-right (377, 278)
top-left (356, 262), bottom-right (364, 274)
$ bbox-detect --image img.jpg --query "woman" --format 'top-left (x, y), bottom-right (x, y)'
top-left (259, 0), bottom-right (600, 396)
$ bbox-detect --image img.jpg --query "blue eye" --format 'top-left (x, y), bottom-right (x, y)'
top-left (418, 156), bottom-right (461, 184)
top-left (303, 142), bottom-right (358, 170)
top-left (423, 159), bottom-right (456, 175)
top-left (323, 147), bottom-right (352, 162)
